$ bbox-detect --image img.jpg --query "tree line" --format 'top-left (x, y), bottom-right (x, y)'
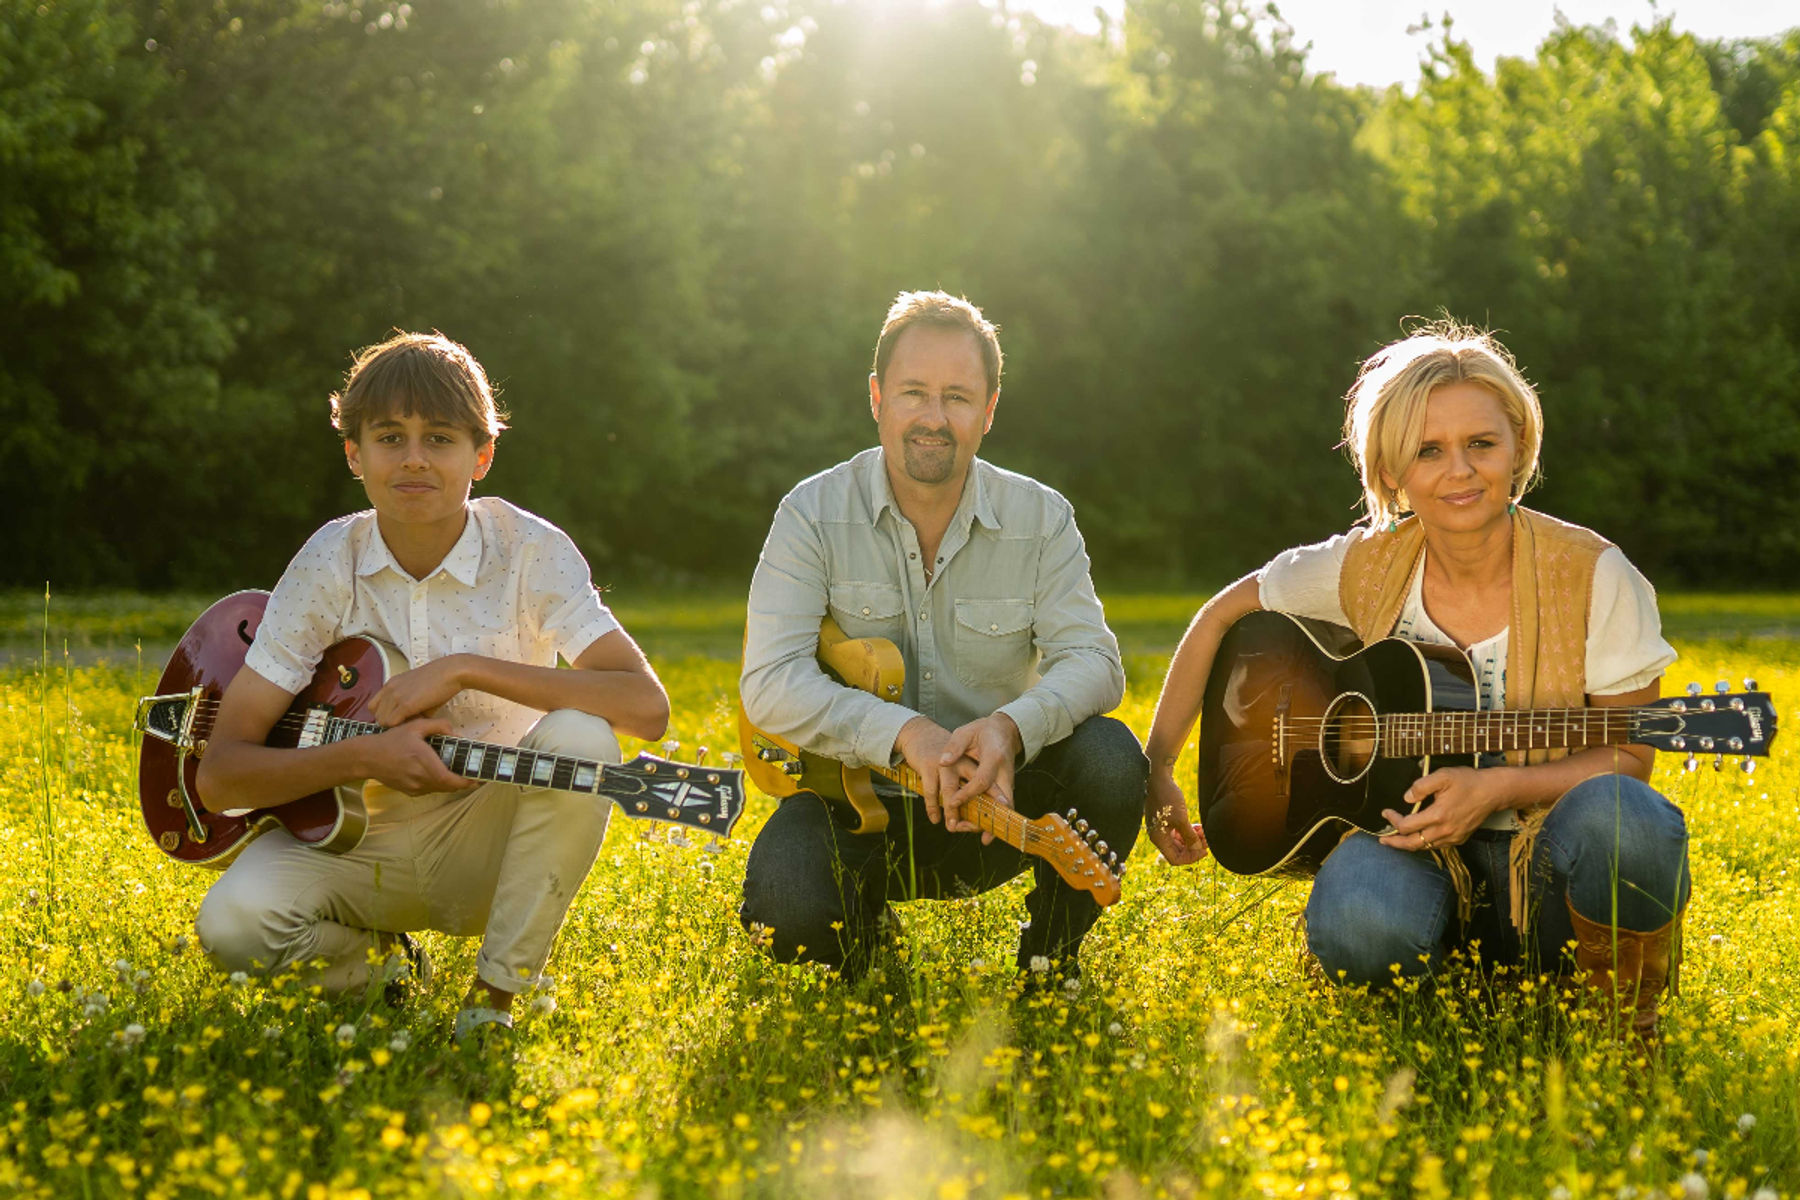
top-left (4, 0), bottom-right (1798, 590)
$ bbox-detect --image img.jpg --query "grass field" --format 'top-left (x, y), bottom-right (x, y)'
top-left (1, 591), bottom-right (1796, 1199)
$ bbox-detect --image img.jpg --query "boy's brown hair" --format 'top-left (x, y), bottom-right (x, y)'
top-left (329, 331), bottom-right (508, 445)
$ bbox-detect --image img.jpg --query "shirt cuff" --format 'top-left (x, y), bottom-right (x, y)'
top-left (243, 643), bottom-right (311, 696)
top-left (997, 694), bottom-right (1054, 764)
top-left (853, 703), bottom-right (921, 771)
top-left (561, 612), bottom-right (622, 664)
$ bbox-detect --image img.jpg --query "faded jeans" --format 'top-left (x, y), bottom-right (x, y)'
top-left (1306, 773), bottom-right (1691, 986)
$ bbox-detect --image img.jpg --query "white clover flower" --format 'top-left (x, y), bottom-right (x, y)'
top-left (1107, 1022), bottom-right (1124, 1037)
top-left (112, 959), bottom-right (132, 976)
top-left (388, 1030), bottom-right (411, 1053)
top-left (1737, 1113), bottom-right (1756, 1133)
top-left (1751, 1189), bottom-right (1778, 1200)
top-left (1550, 1187), bottom-right (1569, 1200)
top-left (1709, 934), bottom-right (1724, 946)
top-left (1692, 1149), bottom-right (1710, 1168)
top-left (1616, 1187), bottom-right (1637, 1200)
top-left (334, 1023), bottom-right (357, 1046)
top-left (82, 991), bottom-right (108, 1016)
top-left (530, 993), bottom-right (557, 1015)
top-left (1680, 1172), bottom-right (1708, 1200)
top-left (229, 971), bottom-right (249, 986)
top-left (1028, 955), bottom-right (1050, 975)
top-left (26, 980), bottom-right (44, 998)
top-left (120, 1023), bottom-right (146, 1047)
top-left (262, 1025), bottom-right (282, 1041)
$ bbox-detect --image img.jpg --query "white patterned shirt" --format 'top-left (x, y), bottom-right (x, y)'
top-left (245, 498), bottom-right (619, 745)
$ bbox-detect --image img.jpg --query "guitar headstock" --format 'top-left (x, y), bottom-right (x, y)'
top-left (1641, 680), bottom-right (1779, 773)
top-left (607, 753), bottom-right (747, 836)
top-left (1026, 809), bottom-right (1123, 907)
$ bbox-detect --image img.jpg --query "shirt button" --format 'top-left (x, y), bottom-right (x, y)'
top-left (924, 671), bottom-right (933, 681)
top-left (990, 623), bottom-right (999, 631)
top-left (920, 610), bottom-right (929, 621)
top-left (909, 552), bottom-right (917, 559)
top-left (862, 606), bottom-right (871, 616)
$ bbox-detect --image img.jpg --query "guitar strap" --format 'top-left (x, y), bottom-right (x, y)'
top-left (1339, 507), bottom-right (1609, 932)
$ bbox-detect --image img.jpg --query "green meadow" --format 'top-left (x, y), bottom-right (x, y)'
top-left (0, 592), bottom-right (1795, 1199)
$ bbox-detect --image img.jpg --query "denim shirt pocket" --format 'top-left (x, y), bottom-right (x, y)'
top-left (952, 598), bottom-right (1035, 688)
top-left (828, 581), bottom-right (905, 643)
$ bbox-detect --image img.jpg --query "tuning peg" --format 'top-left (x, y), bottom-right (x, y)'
top-left (1095, 840), bottom-right (1109, 856)
top-left (1075, 819), bottom-right (1090, 833)
top-left (705, 836), bottom-right (726, 855)
top-left (1106, 852), bottom-right (1118, 867)
top-left (722, 751), bottom-right (742, 767)
top-left (1065, 808), bottom-right (1079, 821)
top-left (1740, 758), bottom-right (1756, 775)
top-left (1729, 737), bottom-right (1744, 752)
top-left (1744, 678), bottom-right (1759, 693)
top-left (1715, 680), bottom-right (1731, 694)
top-left (1699, 736), bottom-right (1715, 751)
top-left (1713, 754), bottom-right (1725, 771)
top-left (1683, 754), bottom-right (1698, 773)
top-left (693, 746), bottom-right (709, 765)
top-left (1116, 864), bottom-right (1127, 879)
top-left (1686, 682), bottom-right (1703, 697)
top-left (661, 739), bottom-right (681, 756)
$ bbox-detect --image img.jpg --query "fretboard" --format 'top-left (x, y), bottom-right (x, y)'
top-left (873, 761), bottom-right (1030, 849)
top-left (1382, 708), bottom-right (1641, 757)
top-left (325, 718), bottom-right (614, 796)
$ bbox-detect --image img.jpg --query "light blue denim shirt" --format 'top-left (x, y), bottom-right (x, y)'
top-left (741, 447), bottom-right (1125, 769)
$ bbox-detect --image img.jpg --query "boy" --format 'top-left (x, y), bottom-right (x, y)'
top-left (195, 331), bottom-right (669, 1040)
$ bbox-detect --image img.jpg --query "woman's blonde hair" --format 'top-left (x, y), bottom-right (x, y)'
top-left (1342, 319), bottom-right (1544, 528)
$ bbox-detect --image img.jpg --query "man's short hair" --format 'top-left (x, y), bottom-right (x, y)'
top-left (871, 291), bottom-right (1003, 397)
top-left (329, 331), bottom-right (508, 445)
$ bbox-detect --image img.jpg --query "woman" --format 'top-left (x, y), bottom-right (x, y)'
top-left (1144, 321), bottom-right (1689, 1036)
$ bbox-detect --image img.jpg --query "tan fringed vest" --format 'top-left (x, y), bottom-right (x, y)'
top-left (1336, 506), bottom-right (1612, 932)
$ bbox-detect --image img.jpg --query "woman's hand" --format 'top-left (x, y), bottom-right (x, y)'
top-left (1145, 771), bottom-right (1209, 866)
top-left (1379, 766), bottom-right (1511, 852)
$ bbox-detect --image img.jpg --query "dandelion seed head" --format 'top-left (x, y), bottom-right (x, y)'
top-left (1680, 1172), bottom-right (1708, 1200)
top-left (1736, 1113), bottom-right (1756, 1132)
top-left (334, 1023), bottom-right (357, 1046)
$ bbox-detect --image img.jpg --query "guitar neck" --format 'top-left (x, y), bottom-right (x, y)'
top-left (1382, 707), bottom-right (1643, 757)
top-left (326, 717), bottom-right (614, 796)
top-left (874, 761), bottom-right (1030, 848)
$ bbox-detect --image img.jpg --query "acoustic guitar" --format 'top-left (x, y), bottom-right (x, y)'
top-left (737, 617), bottom-right (1124, 906)
top-left (1197, 611), bottom-right (1778, 877)
top-left (135, 591), bottom-right (745, 867)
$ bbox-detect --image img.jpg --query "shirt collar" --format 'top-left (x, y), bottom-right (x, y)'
top-left (356, 507), bottom-right (484, 586)
top-left (866, 449), bottom-right (1001, 531)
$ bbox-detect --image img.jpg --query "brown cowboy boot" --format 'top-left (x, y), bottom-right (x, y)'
top-left (1566, 896), bottom-right (1683, 1040)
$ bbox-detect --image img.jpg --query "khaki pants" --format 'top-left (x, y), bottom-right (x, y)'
top-left (195, 709), bottom-right (618, 994)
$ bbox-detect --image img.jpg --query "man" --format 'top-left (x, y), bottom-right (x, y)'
top-left (738, 290), bottom-right (1146, 984)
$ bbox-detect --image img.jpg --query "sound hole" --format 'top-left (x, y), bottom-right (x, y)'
top-left (1320, 693), bottom-right (1378, 783)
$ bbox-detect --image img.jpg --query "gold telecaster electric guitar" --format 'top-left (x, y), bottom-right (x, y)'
top-left (737, 617), bottom-right (1124, 906)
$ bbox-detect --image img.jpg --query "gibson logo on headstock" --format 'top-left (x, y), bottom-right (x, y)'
top-left (1747, 706), bottom-right (1766, 743)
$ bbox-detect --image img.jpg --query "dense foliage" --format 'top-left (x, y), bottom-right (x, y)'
top-left (3, 1), bottom-right (1798, 588)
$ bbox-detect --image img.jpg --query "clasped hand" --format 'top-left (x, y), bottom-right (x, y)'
top-left (1379, 765), bottom-right (1509, 853)
top-left (895, 713), bottom-right (1022, 844)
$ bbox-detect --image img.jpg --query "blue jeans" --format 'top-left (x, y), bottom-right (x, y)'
top-left (738, 715), bottom-right (1148, 981)
top-left (1306, 774), bottom-right (1691, 986)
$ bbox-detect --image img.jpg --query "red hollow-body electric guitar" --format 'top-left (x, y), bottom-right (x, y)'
top-left (135, 591), bottom-right (744, 867)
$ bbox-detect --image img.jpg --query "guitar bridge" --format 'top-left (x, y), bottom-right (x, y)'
top-left (1271, 683), bottom-right (1293, 799)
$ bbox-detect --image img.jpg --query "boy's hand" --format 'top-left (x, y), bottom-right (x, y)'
top-left (363, 717), bottom-right (467, 795)
top-left (370, 655), bottom-right (469, 727)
